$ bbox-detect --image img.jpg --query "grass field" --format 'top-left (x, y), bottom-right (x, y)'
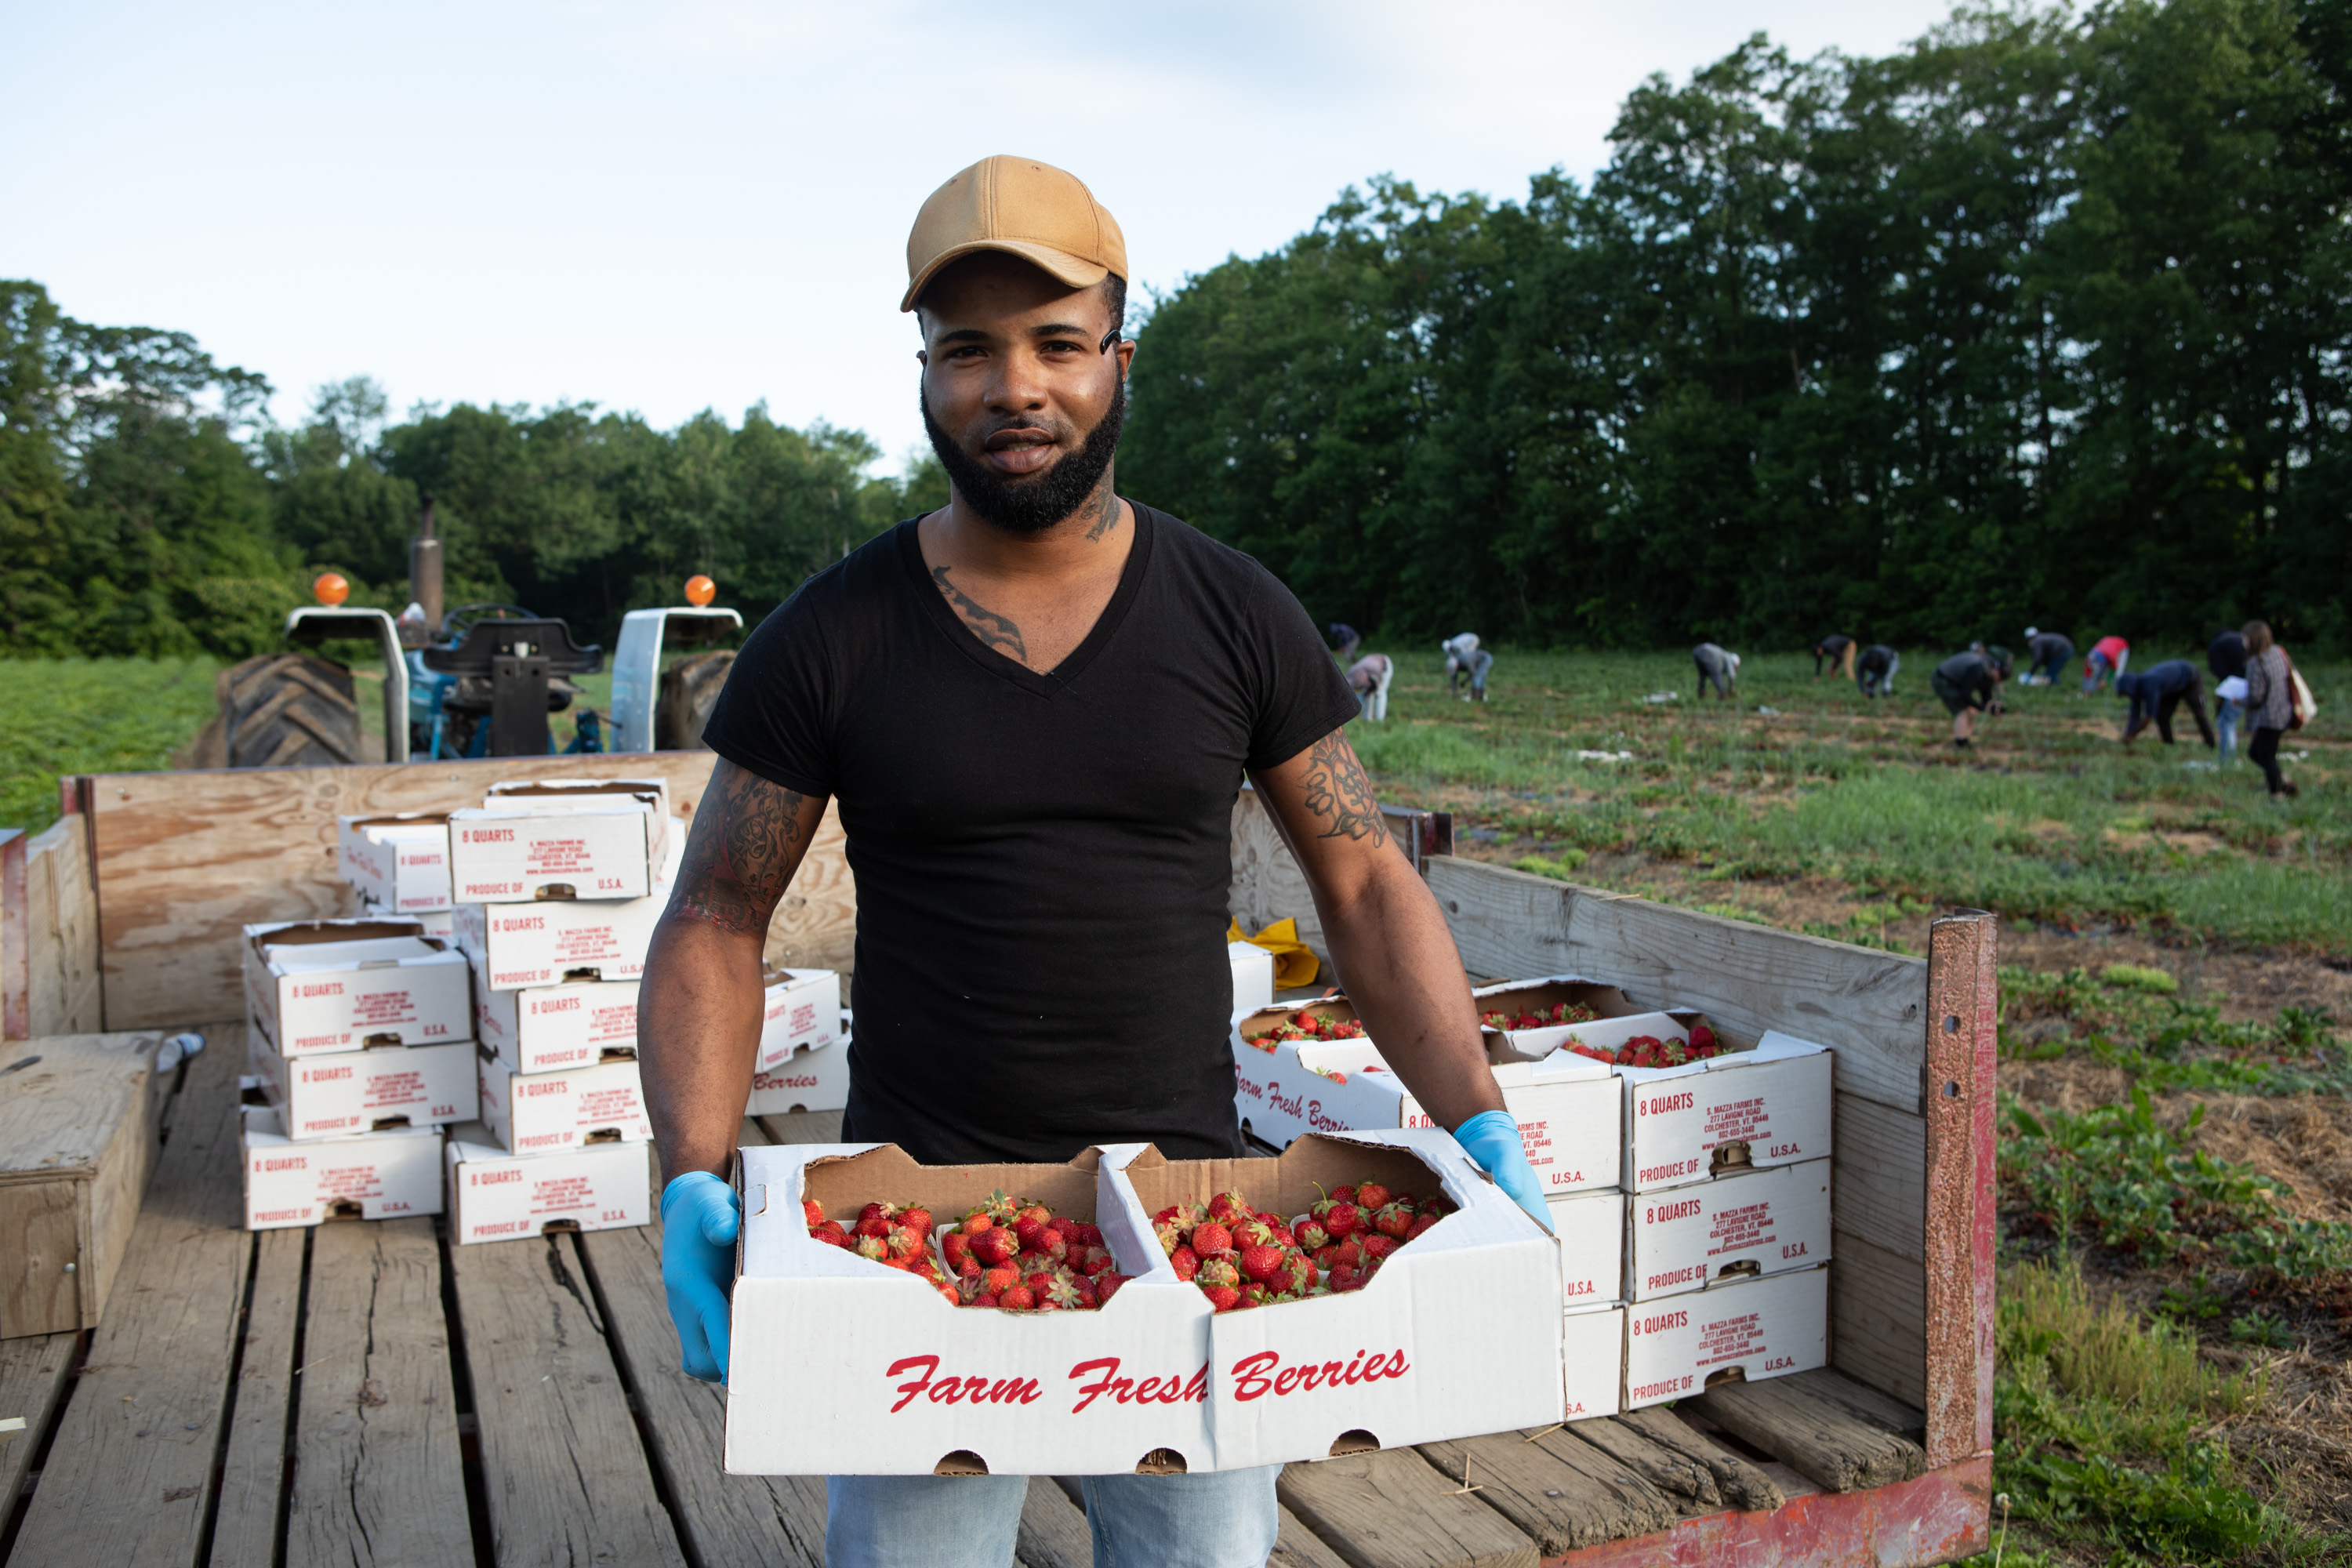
top-left (4, 646), bottom-right (2349, 1560)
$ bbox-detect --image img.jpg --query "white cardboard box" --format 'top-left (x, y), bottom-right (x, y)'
top-left (239, 1099), bottom-right (444, 1230)
top-left (445, 1123), bottom-right (654, 1244)
top-left (1472, 975), bottom-right (1719, 1065)
top-left (1629, 1159), bottom-right (1831, 1301)
top-left (249, 1033), bottom-right (478, 1141)
top-left (1545, 1188), bottom-right (1628, 1311)
top-left (361, 898), bottom-right (453, 941)
top-left (477, 1052), bottom-right (651, 1155)
top-left (759, 969), bottom-right (844, 1073)
top-left (725, 1130), bottom-right (1563, 1477)
top-left (1563, 1304), bottom-right (1626, 1420)
top-left (1622, 1265), bottom-right (1830, 1409)
top-left (448, 782), bottom-right (671, 903)
top-left (241, 921), bottom-right (474, 1056)
top-left (745, 1038), bottom-right (852, 1116)
top-left (1228, 941), bottom-right (1276, 1018)
top-left (1613, 1031), bottom-right (1835, 1192)
top-left (1232, 1000), bottom-right (1622, 1194)
top-left (454, 833), bottom-right (683, 989)
top-left (337, 812), bottom-right (454, 913)
top-left (477, 976), bottom-right (641, 1075)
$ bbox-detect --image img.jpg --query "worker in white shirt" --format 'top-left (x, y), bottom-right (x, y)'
top-left (1442, 633), bottom-right (1491, 702)
top-left (1347, 652), bottom-right (1394, 721)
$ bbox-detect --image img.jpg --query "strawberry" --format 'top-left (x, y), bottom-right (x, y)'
top-left (1202, 1283), bottom-right (1241, 1312)
top-left (1154, 1218), bottom-right (1183, 1255)
top-left (1079, 1246), bottom-right (1116, 1277)
top-left (885, 1226), bottom-right (922, 1260)
top-left (971, 1229), bottom-right (1016, 1267)
top-left (999, 1283), bottom-right (1036, 1310)
top-left (853, 1235), bottom-right (887, 1261)
top-left (1355, 1182), bottom-right (1392, 1211)
top-left (801, 1197), bottom-right (825, 1227)
top-left (855, 1212), bottom-right (892, 1240)
top-left (1661, 1037), bottom-right (1688, 1067)
top-left (1196, 1258), bottom-right (1241, 1290)
top-left (1014, 1214), bottom-right (1049, 1250)
top-left (1169, 1245), bottom-right (1200, 1282)
top-left (899, 1205), bottom-right (933, 1237)
top-left (971, 1292), bottom-right (1000, 1308)
top-left (942, 1230), bottom-right (969, 1265)
top-left (1233, 1218), bottom-right (1279, 1249)
top-left (1360, 1233), bottom-right (1399, 1261)
top-left (1690, 1024), bottom-right (1718, 1051)
top-left (1066, 1221), bottom-right (1103, 1249)
top-left (1240, 1244), bottom-right (1285, 1284)
top-left (1403, 1213), bottom-right (1439, 1242)
top-left (1047, 1276), bottom-right (1083, 1311)
top-left (1097, 1272), bottom-right (1129, 1305)
top-left (982, 1265), bottom-right (1019, 1296)
top-left (1294, 1218), bottom-right (1330, 1251)
top-left (1327, 1185), bottom-right (1358, 1204)
top-left (1373, 1201), bottom-right (1414, 1240)
top-left (1242, 1285), bottom-right (1279, 1308)
top-left (1208, 1190), bottom-right (1253, 1222)
top-left (1074, 1280), bottom-right (1099, 1309)
top-left (812, 1220), bottom-right (851, 1247)
top-left (1283, 1253), bottom-right (1317, 1293)
top-left (1191, 1221), bottom-right (1233, 1256)
top-left (1327, 1262), bottom-right (1362, 1292)
top-left (957, 1254), bottom-right (982, 1280)
top-left (1316, 1200), bottom-right (1360, 1239)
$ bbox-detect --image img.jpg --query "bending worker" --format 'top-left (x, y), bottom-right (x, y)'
top-left (1693, 641), bottom-right (1740, 699)
top-left (2209, 626), bottom-right (2249, 764)
top-left (637, 156), bottom-right (1548, 1568)
top-left (1932, 645), bottom-right (2009, 746)
top-left (1857, 643), bottom-right (1900, 698)
top-left (1328, 622), bottom-right (1361, 665)
top-left (2082, 633), bottom-right (2129, 695)
top-left (1443, 631), bottom-right (1491, 702)
top-left (1348, 650), bottom-right (1395, 721)
top-left (2116, 659), bottom-right (2216, 746)
top-left (2023, 626), bottom-right (2074, 686)
top-left (1811, 633), bottom-right (1857, 680)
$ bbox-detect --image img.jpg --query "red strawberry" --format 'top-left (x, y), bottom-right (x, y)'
top-left (982, 1265), bottom-right (1018, 1296)
top-left (1047, 1277), bottom-right (1082, 1311)
top-left (1373, 1201), bottom-right (1414, 1239)
top-left (1170, 1245), bottom-right (1200, 1282)
top-left (1067, 1221), bottom-right (1102, 1249)
top-left (1240, 1244), bottom-right (1285, 1284)
top-left (860, 1201), bottom-right (891, 1227)
top-left (1403, 1213), bottom-right (1439, 1242)
top-left (1355, 1182), bottom-right (1392, 1212)
top-left (899, 1206), bottom-right (933, 1236)
top-left (1000, 1283), bottom-right (1036, 1310)
top-left (971, 1229), bottom-right (1016, 1267)
top-left (1283, 1253), bottom-right (1316, 1293)
top-left (1317, 1200), bottom-right (1360, 1239)
top-left (942, 1230), bottom-right (969, 1264)
top-left (1327, 1185), bottom-right (1358, 1204)
top-left (855, 1213), bottom-right (892, 1240)
top-left (1079, 1246), bottom-right (1115, 1277)
top-left (1690, 1024), bottom-right (1718, 1051)
top-left (813, 1220), bottom-right (851, 1247)
top-left (1327, 1262), bottom-right (1362, 1292)
top-left (1202, 1283), bottom-right (1241, 1312)
top-left (971, 1292), bottom-right (1000, 1308)
top-left (1097, 1272), bottom-right (1129, 1305)
top-left (1191, 1221), bottom-right (1233, 1256)
top-left (802, 1197), bottom-right (825, 1227)
top-left (956, 1255), bottom-right (982, 1280)
top-left (1014, 1214), bottom-right (1048, 1250)
top-left (1294, 1218), bottom-right (1330, 1251)
top-left (1234, 1218), bottom-right (1279, 1249)
top-left (1360, 1233), bottom-right (1399, 1261)
top-left (1196, 1258), bottom-right (1241, 1290)
top-left (1075, 1280), bottom-right (1098, 1308)
top-left (885, 1226), bottom-right (921, 1259)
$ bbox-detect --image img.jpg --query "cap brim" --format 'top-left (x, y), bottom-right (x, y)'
top-left (900, 239), bottom-right (1111, 312)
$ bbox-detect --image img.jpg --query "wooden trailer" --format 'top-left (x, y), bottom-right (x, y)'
top-left (0, 757), bottom-right (1995, 1568)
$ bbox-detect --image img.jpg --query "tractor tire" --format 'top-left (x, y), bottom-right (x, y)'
top-left (212, 652), bottom-right (363, 768)
top-left (656, 650), bottom-right (736, 751)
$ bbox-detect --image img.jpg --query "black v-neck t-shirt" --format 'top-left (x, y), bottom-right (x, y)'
top-left (700, 504), bottom-right (1361, 1163)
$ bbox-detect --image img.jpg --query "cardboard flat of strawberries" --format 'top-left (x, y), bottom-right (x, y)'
top-left (1120, 1138), bottom-right (1446, 1227)
top-left (799, 1145), bottom-right (1109, 1237)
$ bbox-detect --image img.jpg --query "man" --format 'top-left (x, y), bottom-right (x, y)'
top-left (1442, 631), bottom-right (1490, 701)
top-left (1693, 642), bottom-right (1740, 700)
top-left (1931, 646), bottom-right (2009, 746)
top-left (2209, 627), bottom-right (2249, 764)
top-left (2117, 659), bottom-right (2216, 747)
top-left (2023, 627), bottom-right (2074, 687)
top-left (1348, 650), bottom-right (1395, 721)
top-left (639, 156), bottom-right (1547, 1568)
top-left (1857, 643), bottom-right (1900, 699)
top-left (2082, 633), bottom-right (2129, 695)
top-left (1329, 622), bottom-right (1362, 664)
top-left (1810, 633), bottom-right (1856, 680)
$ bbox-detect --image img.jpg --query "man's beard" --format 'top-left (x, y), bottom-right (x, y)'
top-left (920, 379), bottom-right (1125, 535)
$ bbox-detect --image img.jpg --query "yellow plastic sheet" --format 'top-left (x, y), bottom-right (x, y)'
top-left (1226, 916), bottom-right (1319, 989)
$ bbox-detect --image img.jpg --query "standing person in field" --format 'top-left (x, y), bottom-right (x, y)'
top-left (2115, 659), bottom-right (2216, 747)
top-left (1932, 646), bottom-right (2009, 746)
top-left (2082, 633), bottom-right (2129, 695)
top-left (636, 155), bottom-right (1548, 1568)
top-left (1328, 622), bottom-right (1361, 665)
top-left (1693, 641), bottom-right (1740, 700)
top-left (2241, 620), bottom-right (2300, 799)
top-left (1443, 631), bottom-right (1491, 702)
top-left (2023, 627), bottom-right (2074, 686)
top-left (1857, 643), bottom-right (1900, 699)
top-left (2209, 626), bottom-right (2249, 764)
top-left (1347, 650), bottom-right (1395, 721)
top-left (1811, 633), bottom-right (1856, 680)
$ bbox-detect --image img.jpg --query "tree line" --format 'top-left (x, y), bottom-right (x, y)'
top-left (5, 0), bottom-right (2349, 661)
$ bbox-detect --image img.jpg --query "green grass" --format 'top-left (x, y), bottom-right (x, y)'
top-left (1350, 647), bottom-right (2352, 951)
top-left (0, 659), bottom-right (219, 833)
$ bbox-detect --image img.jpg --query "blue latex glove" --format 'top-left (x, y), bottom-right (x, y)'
top-left (662, 1172), bottom-right (740, 1382)
top-left (1452, 1110), bottom-right (1552, 1232)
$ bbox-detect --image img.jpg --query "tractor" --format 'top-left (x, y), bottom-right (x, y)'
top-left (187, 505), bottom-right (743, 767)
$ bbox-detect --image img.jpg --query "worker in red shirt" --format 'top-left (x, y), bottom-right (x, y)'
top-left (2082, 634), bottom-right (2129, 695)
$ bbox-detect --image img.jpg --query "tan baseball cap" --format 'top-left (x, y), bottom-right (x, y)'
top-left (902, 155), bottom-right (1127, 313)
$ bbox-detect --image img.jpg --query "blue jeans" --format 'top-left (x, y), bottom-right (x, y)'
top-left (2217, 698), bottom-right (2241, 764)
top-left (826, 1466), bottom-right (1281, 1567)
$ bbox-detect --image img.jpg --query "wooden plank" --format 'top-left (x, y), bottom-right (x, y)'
top-left (9, 1028), bottom-right (249, 1565)
top-left (1015, 1475), bottom-right (1093, 1568)
top-left (0, 1029), bottom-right (166, 1336)
top-left (1427, 858), bottom-right (1928, 1115)
top-left (1777, 1367), bottom-right (1926, 1442)
top-left (288, 1218), bottom-right (473, 1568)
top-left (762, 802), bottom-right (856, 976)
top-left (1277, 1447), bottom-right (1538, 1568)
top-left (2, 829), bottom-right (23, 1040)
top-left (1417, 1428), bottom-right (1678, 1555)
top-left (0, 1330), bottom-right (78, 1517)
top-left (1923, 910), bottom-right (1998, 1472)
top-left (575, 1216), bottom-right (829, 1568)
top-left (20, 816), bottom-right (103, 1040)
top-left (1563, 1417), bottom-right (1719, 1509)
top-left (209, 1225), bottom-right (305, 1567)
top-left (1832, 1092), bottom-right (1925, 1265)
top-left (1689, 1374), bottom-right (1927, 1494)
top-left (83, 754), bottom-right (856, 1032)
top-left (1832, 1233), bottom-right (1928, 1411)
top-left (0, 1183), bottom-right (81, 1339)
top-left (449, 1229), bottom-right (688, 1568)
top-left (1270, 1502), bottom-right (1356, 1568)
top-left (1229, 790), bottom-right (1330, 975)
top-left (1602, 1408), bottom-right (1785, 1513)
top-left (1546, 1454), bottom-right (1990, 1567)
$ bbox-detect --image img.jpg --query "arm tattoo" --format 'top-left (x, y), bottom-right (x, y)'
top-left (1082, 486), bottom-right (1121, 543)
top-left (1298, 731), bottom-right (1388, 847)
top-left (931, 565), bottom-right (1028, 662)
top-left (673, 761), bottom-right (806, 935)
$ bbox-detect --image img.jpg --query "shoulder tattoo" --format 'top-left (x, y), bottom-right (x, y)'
top-left (1298, 731), bottom-right (1388, 848)
top-left (673, 762), bottom-right (806, 935)
top-left (931, 565), bottom-right (1027, 662)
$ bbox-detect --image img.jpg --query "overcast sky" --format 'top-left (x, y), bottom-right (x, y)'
top-left (5, 1), bottom-right (1957, 472)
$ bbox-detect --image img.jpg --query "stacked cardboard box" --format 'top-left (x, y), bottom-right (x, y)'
top-left (238, 913), bottom-right (478, 1229)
